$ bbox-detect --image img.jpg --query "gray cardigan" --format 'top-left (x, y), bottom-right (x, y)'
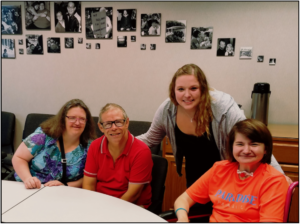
top-left (137, 88), bottom-right (284, 175)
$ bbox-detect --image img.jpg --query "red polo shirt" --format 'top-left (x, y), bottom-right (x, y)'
top-left (84, 131), bottom-right (153, 208)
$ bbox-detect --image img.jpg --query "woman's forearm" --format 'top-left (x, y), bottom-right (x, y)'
top-left (67, 177), bottom-right (83, 188)
top-left (12, 156), bottom-right (32, 182)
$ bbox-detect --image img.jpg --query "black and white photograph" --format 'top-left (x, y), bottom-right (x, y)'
top-left (141, 44), bottom-right (146, 50)
top-left (150, 44), bottom-right (156, 50)
top-left (117, 9), bottom-right (136, 31)
top-left (54, 1), bottom-right (82, 33)
top-left (269, 58), bottom-right (276, 65)
top-left (95, 43), bottom-right (100, 49)
top-left (257, 56), bottom-right (264, 62)
top-left (240, 47), bottom-right (252, 59)
top-left (141, 13), bottom-right (161, 36)
top-left (26, 35), bottom-right (43, 54)
top-left (217, 38), bottom-right (235, 56)
top-left (86, 43), bottom-right (91, 49)
top-left (85, 7), bottom-right (112, 39)
top-left (47, 38), bottom-right (60, 53)
top-left (2, 5), bottom-right (22, 34)
top-left (165, 20), bottom-right (186, 43)
top-left (25, 1), bottom-right (50, 30)
top-left (131, 36), bottom-right (136, 42)
top-left (2, 39), bottom-right (15, 58)
top-left (65, 38), bottom-right (74, 48)
top-left (19, 49), bottom-right (24, 54)
top-left (78, 37), bottom-right (83, 44)
top-left (18, 39), bottom-right (23, 45)
top-left (117, 36), bottom-right (127, 47)
top-left (190, 27), bottom-right (213, 49)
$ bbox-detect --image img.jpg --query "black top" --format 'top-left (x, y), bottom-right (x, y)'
top-left (175, 122), bottom-right (221, 188)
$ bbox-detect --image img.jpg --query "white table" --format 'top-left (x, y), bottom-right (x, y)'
top-left (2, 180), bottom-right (166, 222)
top-left (2, 180), bottom-right (44, 214)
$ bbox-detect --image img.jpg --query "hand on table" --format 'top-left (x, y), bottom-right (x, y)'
top-left (24, 177), bottom-right (41, 189)
top-left (44, 180), bottom-right (65, 187)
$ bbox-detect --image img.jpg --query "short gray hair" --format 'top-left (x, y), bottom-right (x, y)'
top-left (98, 103), bottom-right (128, 123)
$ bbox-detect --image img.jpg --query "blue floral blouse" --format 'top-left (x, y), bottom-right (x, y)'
top-left (14, 127), bottom-right (92, 184)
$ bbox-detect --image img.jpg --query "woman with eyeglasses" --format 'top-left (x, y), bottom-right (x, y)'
top-left (12, 99), bottom-right (97, 189)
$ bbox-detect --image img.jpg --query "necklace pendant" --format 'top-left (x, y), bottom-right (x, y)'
top-left (240, 173), bottom-right (246, 177)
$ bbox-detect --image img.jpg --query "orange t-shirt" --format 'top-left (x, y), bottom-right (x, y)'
top-left (186, 160), bottom-right (288, 222)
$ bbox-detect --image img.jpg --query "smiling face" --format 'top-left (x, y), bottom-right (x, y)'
top-left (98, 108), bottom-right (129, 145)
top-left (39, 3), bottom-right (45, 10)
top-left (233, 132), bottom-right (266, 170)
top-left (226, 44), bottom-right (233, 52)
top-left (56, 11), bottom-right (63, 21)
top-left (219, 41), bottom-right (225, 50)
top-left (64, 106), bottom-right (87, 138)
top-left (175, 74), bottom-right (201, 111)
top-left (67, 2), bottom-right (76, 15)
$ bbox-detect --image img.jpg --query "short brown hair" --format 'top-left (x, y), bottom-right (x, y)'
top-left (98, 103), bottom-right (128, 123)
top-left (40, 99), bottom-right (96, 148)
top-left (226, 119), bottom-right (273, 164)
top-left (169, 63), bottom-right (213, 137)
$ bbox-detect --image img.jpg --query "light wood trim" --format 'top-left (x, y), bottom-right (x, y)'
top-left (268, 124), bottom-right (298, 139)
top-left (280, 164), bottom-right (299, 173)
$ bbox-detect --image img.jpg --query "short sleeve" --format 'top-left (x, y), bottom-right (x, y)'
top-left (259, 175), bottom-right (289, 222)
top-left (23, 127), bottom-right (46, 157)
top-left (83, 140), bottom-right (99, 178)
top-left (186, 163), bottom-right (216, 204)
top-left (129, 148), bottom-right (153, 184)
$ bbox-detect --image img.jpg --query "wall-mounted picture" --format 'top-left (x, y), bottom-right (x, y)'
top-left (2, 5), bottom-right (22, 34)
top-left (54, 1), bottom-right (81, 32)
top-left (269, 58), bottom-right (276, 65)
top-left (217, 38), bottom-right (235, 56)
top-left (117, 36), bottom-right (127, 47)
top-left (190, 27), bottom-right (213, 49)
top-left (85, 7), bottom-right (112, 39)
top-left (65, 38), bottom-right (74, 48)
top-left (95, 43), bottom-right (100, 49)
top-left (141, 13), bottom-right (161, 36)
top-left (26, 35), bottom-right (43, 54)
top-left (18, 39), bottom-right (23, 45)
top-left (25, 1), bottom-right (50, 30)
top-left (19, 49), bottom-right (24, 54)
top-left (141, 44), bottom-right (146, 50)
top-left (240, 47), bottom-right (252, 59)
top-left (117, 9), bottom-right (136, 31)
top-left (131, 36), bottom-right (136, 42)
top-left (86, 43), bottom-right (91, 49)
top-left (78, 37), bottom-right (83, 44)
top-left (257, 56), bottom-right (264, 62)
top-left (150, 44), bottom-right (156, 50)
top-left (166, 20), bottom-right (186, 43)
top-left (47, 38), bottom-right (60, 53)
top-left (2, 39), bottom-right (15, 58)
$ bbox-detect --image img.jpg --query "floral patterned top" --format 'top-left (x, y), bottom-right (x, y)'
top-left (14, 127), bottom-right (92, 184)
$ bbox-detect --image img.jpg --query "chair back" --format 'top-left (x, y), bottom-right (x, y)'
top-left (1, 111), bottom-right (16, 154)
top-left (283, 181), bottom-right (299, 222)
top-left (23, 113), bottom-right (54, 139)
top-left (147, 154), bottom-right (168, 214)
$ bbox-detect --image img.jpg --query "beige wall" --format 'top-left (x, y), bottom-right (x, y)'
top-left (2, 2), bottom-right (298, 150)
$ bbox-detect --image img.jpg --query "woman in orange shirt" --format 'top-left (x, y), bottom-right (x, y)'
top-left (174, 119), bottom-right (289, 222)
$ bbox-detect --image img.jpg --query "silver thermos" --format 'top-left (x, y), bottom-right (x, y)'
top-left (251, 83), bottom-right (271, 126)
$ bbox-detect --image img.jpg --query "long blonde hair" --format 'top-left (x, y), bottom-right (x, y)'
top-left (169, 64), bottom-right (213, 137)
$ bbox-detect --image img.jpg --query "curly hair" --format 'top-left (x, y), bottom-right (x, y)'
top-left (40, 99), bottom-right (97, 148)
top-left (169, 64), bottom-right (213, 137)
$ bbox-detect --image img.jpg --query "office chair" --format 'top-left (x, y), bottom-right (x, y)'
top-left (1, 111), bottom-right (16, 173)
top-left (284, 181), bottom-right (299, 222)
top-left (147, 154), bottom-right (168, 215)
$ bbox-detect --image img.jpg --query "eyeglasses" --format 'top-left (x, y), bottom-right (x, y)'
top-left (66, 116), bottom-right (87, 124)
top-left (100, 119), bottom-right (126, 129)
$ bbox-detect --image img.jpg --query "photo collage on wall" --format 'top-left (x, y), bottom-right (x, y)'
top-left (1, 2), bottom-right (277, 60)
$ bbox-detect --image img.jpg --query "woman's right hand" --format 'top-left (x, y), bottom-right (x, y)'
top-left (24, 176), bottom-right (41, 189)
